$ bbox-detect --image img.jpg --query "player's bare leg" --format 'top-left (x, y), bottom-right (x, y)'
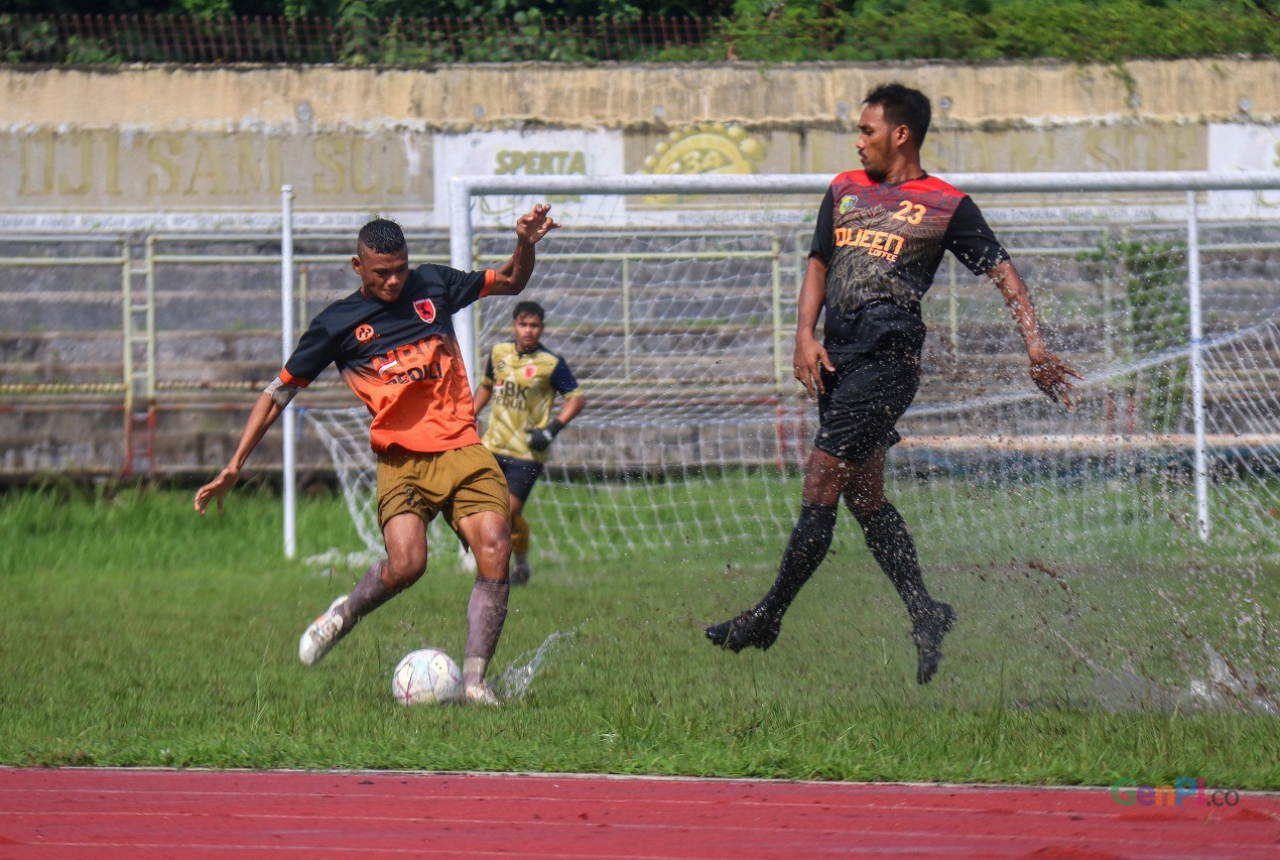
top-left (706, 448), bottom-right (848, 652)
top-left (299, 512), bottom-right (426, 666)
top-left (508, 492), bottom-right (532, 585)
top-left (455, 510), bottom-right (511, 705)
top-left (842, 450), bottom-right (955, 685)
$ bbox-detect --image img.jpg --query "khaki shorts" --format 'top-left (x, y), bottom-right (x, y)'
top-left (376, 444), bottom-right (509, 534)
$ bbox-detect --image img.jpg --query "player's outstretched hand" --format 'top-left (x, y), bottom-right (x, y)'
top-left (793, 335), bottom-right (835, 399)
top-left (1029, 352), bottom-right (1083, 408)
top-left (194, 467), bottom-right (240, 516)
top-left (516, 204), bottom-right (561, 245)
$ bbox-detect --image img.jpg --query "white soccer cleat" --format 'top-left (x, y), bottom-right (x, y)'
top-left (464, 680), bottom-right (501, 706)
top-left (299, 595), bottom-right (349, 666)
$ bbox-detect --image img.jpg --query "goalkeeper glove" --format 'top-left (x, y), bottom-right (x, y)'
top-left (527, 418), bottom-right (565, 453)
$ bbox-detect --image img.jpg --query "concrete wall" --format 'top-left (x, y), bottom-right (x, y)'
top-left (2, 59), bottom-right (1278, 228)
top-left (2, 59), bottom-right (1279, 480)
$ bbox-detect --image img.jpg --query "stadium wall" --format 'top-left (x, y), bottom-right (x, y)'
top-left (2, 58), bottom-right (1279, 480)
top-left (1, 58), bottom-right (1278, 227)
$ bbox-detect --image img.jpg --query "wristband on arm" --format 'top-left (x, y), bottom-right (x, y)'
top-left (264, 376), bottom-right (299, 409)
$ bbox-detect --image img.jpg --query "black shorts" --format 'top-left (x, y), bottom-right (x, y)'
top-left (494, 454), bottom-right (545, 503)
top-left (813, 347), bottom-right (921, 465)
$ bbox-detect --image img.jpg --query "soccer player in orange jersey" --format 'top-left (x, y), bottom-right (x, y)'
top-left (195, 205), bottom-right (560, 705)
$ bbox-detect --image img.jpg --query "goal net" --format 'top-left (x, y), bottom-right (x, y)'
top-left (306, 171), bottom-right (1280, 570)
top-left (300, 170), bottom-right (1280, 712)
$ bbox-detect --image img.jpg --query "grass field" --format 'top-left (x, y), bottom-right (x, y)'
top-left (2, 482), bottom-right (1278, 790)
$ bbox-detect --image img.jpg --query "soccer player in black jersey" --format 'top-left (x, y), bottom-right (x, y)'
top-left (195, 205), bottom-right (559, 705)
top-left (705, 83), bottom-right (1081, 684)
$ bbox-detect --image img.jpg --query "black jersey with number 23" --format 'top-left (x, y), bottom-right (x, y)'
top-left (810, 170), bottom-right (1010, 354)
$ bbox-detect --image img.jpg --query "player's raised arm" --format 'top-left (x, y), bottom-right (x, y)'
top-left (989, 259), bottom-right (1083, 407)
top-left (193, 381), bottom-right (292, 515)
top-left (488, 204), bottom-right (562, 296)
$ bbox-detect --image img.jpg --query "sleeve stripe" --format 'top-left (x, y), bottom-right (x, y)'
top-left (479, 269), bottom-right (497, 297)
top-left (279, 368), bottom-right (310, 388)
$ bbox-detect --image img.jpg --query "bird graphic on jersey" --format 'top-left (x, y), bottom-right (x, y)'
top-left (481, 342), bottom-right (581, 464)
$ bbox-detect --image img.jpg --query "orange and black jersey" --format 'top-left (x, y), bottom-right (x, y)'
top-left (279, 263), bottom-right (496, 455)
top-left (810, 170), bottom-right (1009, 353)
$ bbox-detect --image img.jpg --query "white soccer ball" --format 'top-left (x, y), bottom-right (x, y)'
top-left (391, 648), bottom-right (463, 706)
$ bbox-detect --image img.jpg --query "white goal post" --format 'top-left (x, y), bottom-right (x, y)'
top-left (286, 171), bottom-right (1280, 561)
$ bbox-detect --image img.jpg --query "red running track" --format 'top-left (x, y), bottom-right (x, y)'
top-left (1, 767), bottom-right (1278, 858)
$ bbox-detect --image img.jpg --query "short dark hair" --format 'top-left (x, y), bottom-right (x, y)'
top-left (513, 301), bottom-right (545, 322)
top-left (864, 83), bottom-right (932, 147)
top-left (357, 219), bottom-right (406, 255)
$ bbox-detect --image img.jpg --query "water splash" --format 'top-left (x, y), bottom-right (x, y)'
top-left (495, 630), bottom-right (576, 702)
top-left (1177, 642), bottom-right (1279, 715)
top-left (1078, 642), bottom-right (1279, 715)
top-left (1028, 560), bottom-right (1278, 714)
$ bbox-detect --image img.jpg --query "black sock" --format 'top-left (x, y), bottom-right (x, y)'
top-left (757, 502), bottom-right (837, 620)
top-left (854, 503), bottom-right (933, 625)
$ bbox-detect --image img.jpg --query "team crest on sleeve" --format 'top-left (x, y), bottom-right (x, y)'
top-left (413, 299), bottom-right (437, 324)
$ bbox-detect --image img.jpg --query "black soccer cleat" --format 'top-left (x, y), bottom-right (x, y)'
top-left (705, 607), bottom-right (781, 653)
top-left (912, 601), bottom-right (957, 685)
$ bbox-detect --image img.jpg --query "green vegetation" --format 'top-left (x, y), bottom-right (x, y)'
top-left (1081, 238), bottom-right (1190, 433)
top-left (2, 1), bottom-right (1279, 64)
top-left (2, 485), bottom-right (1278, 788)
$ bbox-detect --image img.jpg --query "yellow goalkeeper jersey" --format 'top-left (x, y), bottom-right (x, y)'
top-left (480, 341), bottom-right (582, 463)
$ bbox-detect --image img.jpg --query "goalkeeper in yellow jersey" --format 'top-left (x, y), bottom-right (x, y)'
top-left (471, 300), bottom-right (586, 585)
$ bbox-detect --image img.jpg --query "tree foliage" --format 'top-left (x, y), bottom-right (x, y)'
top-left (703, 0), bottom-right (1280, 63)
top-left (0, 0), bottom-right (734, 14)
top-left (0, 0), bottom-right (1277, 62)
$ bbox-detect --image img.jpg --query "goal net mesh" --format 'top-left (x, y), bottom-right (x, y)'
top-left (306, 178), bottom-right (1280, 571)
top-left (299, 174), bottom-right (1280, 712)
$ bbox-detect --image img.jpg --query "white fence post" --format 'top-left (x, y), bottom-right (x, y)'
top-left (450, 176), bottom-right (479, 388)
top-left (281, 184), bottom-right (297, 560)
top-left (1187, 190), bottom-right (1209, 541)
